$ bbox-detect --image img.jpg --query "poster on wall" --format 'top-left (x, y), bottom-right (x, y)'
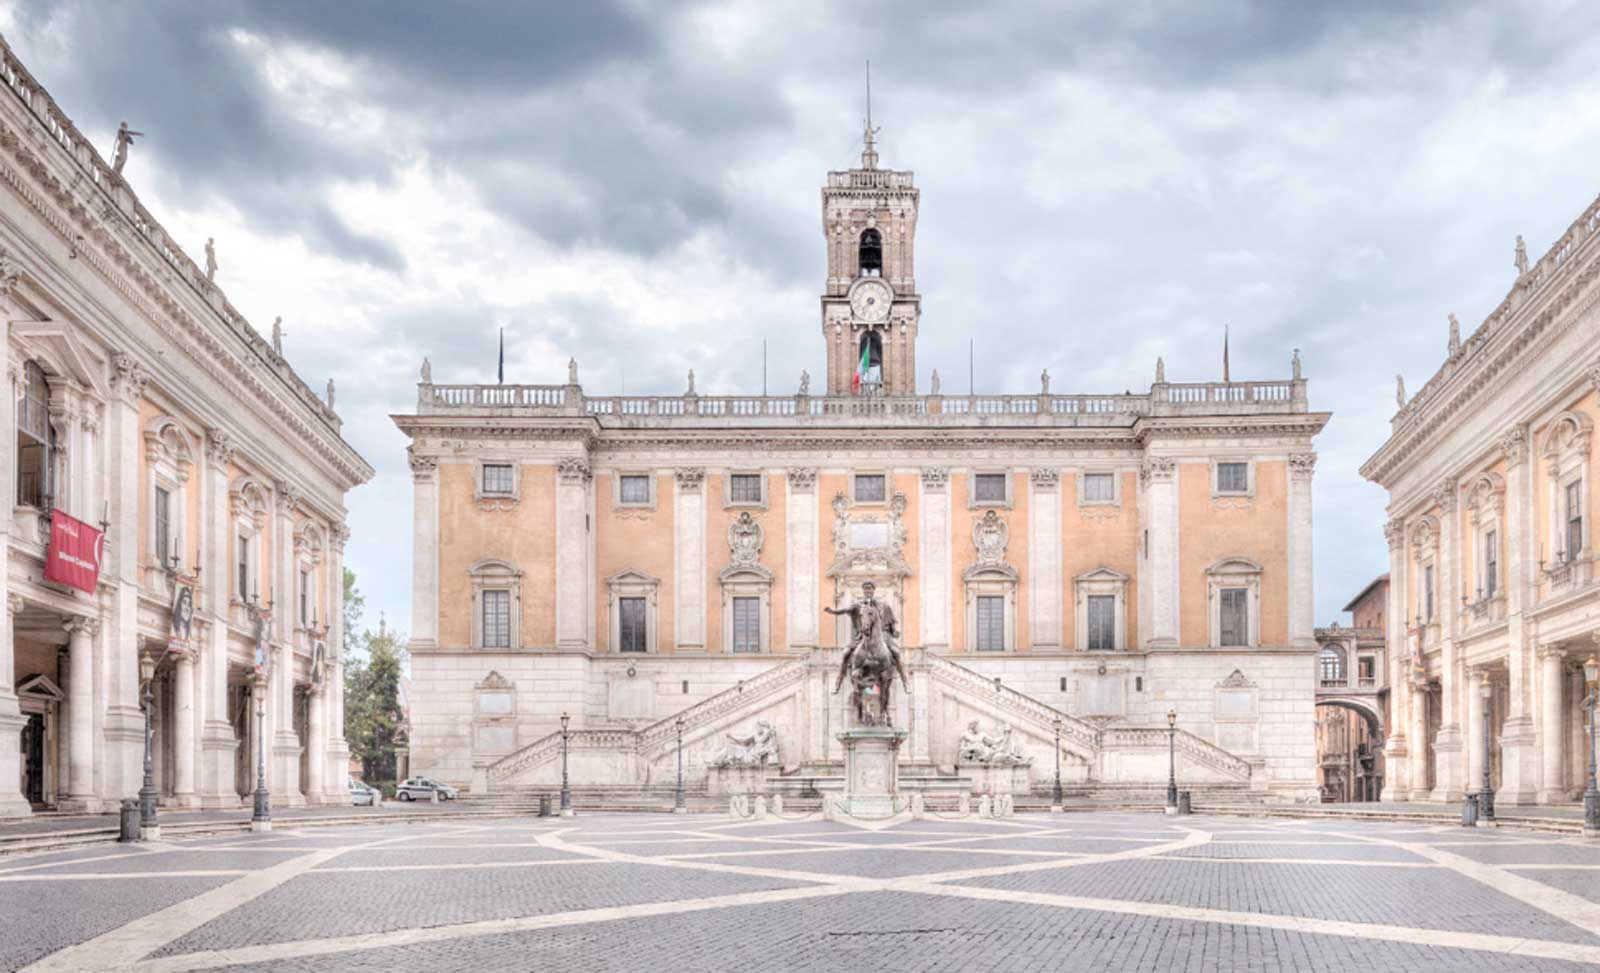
top-left (43, 509), bottom-right (104, 594)
top-left (169, 578), bottom-right (195, 649)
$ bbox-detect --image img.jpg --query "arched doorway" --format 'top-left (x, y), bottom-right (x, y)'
top-left (1315, 698), bottom-right (1384, 803)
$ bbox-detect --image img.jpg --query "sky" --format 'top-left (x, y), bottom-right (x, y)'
top-left (5, 0), bottom-right (1600, 640)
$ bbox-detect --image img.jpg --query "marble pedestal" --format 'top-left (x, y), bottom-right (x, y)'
top-left (833, 726), bottom-right (907, 819)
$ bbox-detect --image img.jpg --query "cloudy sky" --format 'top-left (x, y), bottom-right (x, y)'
top-left (5, 1), bottom-right (1599, 640)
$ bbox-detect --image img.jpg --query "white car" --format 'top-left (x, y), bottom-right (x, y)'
top-left (395, 776), bottom-right (458, 801)
top-left (348, 778), bottom-right (380, 807)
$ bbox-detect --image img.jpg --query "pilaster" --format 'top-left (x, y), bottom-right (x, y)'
top-left (1287, 453), bottom-right (1316, 649)
top-left (171, 651), bottom-right (198, 807)
top-left (408, 449), bottom-right (439, 647)
top-left (0, 593), bottom-right (31, 817)
top-left (104, 353), bottom-right (148, 795)
top-left (1139, 457), bottom-right (1178, 647)
top-left (674, 467), bottom-right (706, 650)
top-left (1537, 645), bottom-right (1568, 802)
top-left (199, 430), bottom-right (236, 807)
top-left (1498, 428), bottom-right (1538, 804)
top-left (1027, 468), bottom-right (1061, 649)
top-left (786, 469), bottom-right (819, 649)
top-left (61, 616), bottom-right (98, 811)
top-left (1380, 517), bottom-right (1410, 801)
top-left (555, 458), bottom-right (592, 650)
top-left (1430, 480), bottom-right (1465, 803)
top-left (918, 468), bottom-right (950, 650)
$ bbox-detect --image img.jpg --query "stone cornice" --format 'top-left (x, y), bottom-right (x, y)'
top-left (0, 75), bottom-right (372, 491)
top-left (1362, 217), bottom-right (1600, 485)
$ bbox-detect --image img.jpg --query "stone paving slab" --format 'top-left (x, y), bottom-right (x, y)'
top-left (151, 862), bottom-right (817, 957)
top-left (0, 876), bottom-right (232, 971)
top-left (1436, 842), bottom-right (1600, 866)
top-left (314, 844), bottom-right (586, 868)
top-left (192, 890), bottom-right (1600, 973)
top-left (38, 848), bottom-right (303, 875)
top-left (1508, 868), bottom-right (1600, 905)
top-left (1165, 842), bottom-right (1430, 863)
top-left (954, 858), bottom-right (1600, 945)
top-left (717, 847), bottom-right (1057, 878)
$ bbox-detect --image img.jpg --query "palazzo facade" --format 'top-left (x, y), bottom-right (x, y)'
top-left (397, 133), bottom-right (1329, 800)
top-left (1363, 191), bottom-right (1600, 806)
top-left (0, 40), bottom-right (371, 816)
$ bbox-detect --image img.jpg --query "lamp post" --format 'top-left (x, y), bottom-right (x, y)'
top-left (137, 652), bottom-right (160, 840)
top-left (251, 677), bottom-right (271, 832)
top-left (674, 717), bottom-right (687, 814)
top-left (1583, 653), bottom-right (1598, 837)
top-left (1051, 716), bottom-right (1063, 812)
top-left (1165, 708), bottom-right (1178, 814)
top-left (559, 712), bottom-right (573, 817)
top-left (1478, 677), bottom-right (1495, 824)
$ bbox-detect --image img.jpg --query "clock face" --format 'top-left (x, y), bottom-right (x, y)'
top-left (849, 279), bottom-right (893, 323)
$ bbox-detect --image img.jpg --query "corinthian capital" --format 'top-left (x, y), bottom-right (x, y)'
top-left (1030, 468), bottom-right (1060, 489)
top-left (1383, 517), bottom-right (1405, 550)
top-left (1433, 479), bottom-right (1459, 513)
top-left (1139, 457), bottom-right (1175, 486)
top-left (559, 458), bottom-right (593, 484)
top-left (206, 427), bottom-right (236, 466)
top-left (1288, 453), bottom-right (1317, 481)
top-left (1499, 426), bottom-right (1527, 467)
top-left (408, 448), bottom-right (438, 479)
top-left (673, 466), bottom-right (703, 492)
top-left (787, 467), bottom-right (817, 491)
top-left (111, 352), bottom-right (149, 402)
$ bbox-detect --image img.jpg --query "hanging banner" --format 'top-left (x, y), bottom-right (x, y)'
top-left (253, 612), bottom-right (272, 673)
top-left (43, 510), bottom-right (104, 594)
top-left (169, 578), bottom-right (196, 648)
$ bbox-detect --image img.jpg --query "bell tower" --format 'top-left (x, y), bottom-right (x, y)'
top-left (821, 121), bottom-right (921, 396)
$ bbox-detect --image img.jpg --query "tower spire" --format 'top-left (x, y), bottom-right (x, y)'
top-left (861, 59), bottom-right (879, 170)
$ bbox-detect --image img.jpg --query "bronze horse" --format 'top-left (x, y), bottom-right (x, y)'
top-left (845, 601), bottom-right (898, 726)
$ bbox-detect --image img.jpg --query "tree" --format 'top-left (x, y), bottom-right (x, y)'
top-left (344, 621), bottom-right (408, 782)
top-left (342, 567), bottom-right (365, 661)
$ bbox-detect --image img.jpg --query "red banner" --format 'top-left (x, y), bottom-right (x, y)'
top-left (43, 509), bottom-right (103, 594)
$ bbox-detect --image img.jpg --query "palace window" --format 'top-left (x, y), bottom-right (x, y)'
top-left (975, 595), bottom-right (1005, 651)
top-left (1358, 655), bottom-right (1376, 687)
top-left (299, 569), bottom-right (311, 626)
top-left (1085, 595), bottom-right (1116, 650)
top-left (468, 559), bottom-right (524, 650)
top-left (854, 473), bottom-right (887, 503)
top-left (1082, 472), bottom-right (1115, 504)
top-left (732, 597), bottom-right (761, 653)
top-left (236, 534), bottom-right (251, 599)
top-left (1216, 462), bottom-right (1249, 494)
top-left (619, 598), bottom-right (647, 653)
top-left (619, 474), bottom-right (650, 505)
top-left (1424, 564), bottom-right (1435, 621)
top-left (1319, 645), bottom-right (1346, 687)
top-left (154, 486), bottom-right (172, 567)
top-left (1565, 480), bottom-right (1584, 561)
top-left (858, 228), bottom-right (882, 276)
top-left (973, 473), bottom-right (1007, 504)
top-left (1219, 588), bottom-right (1249, 646)
top-left (481, 590), bottom-right (511, 648)
top-left (1483, 529), bottom-right (1498, 597)
top-left (16, 361), bottom-right (53, 508)
top-left (729, 473), bottom-right (763, 505)
top-left (607, 569), bottom-right (660, 654)
top-left (482, 463), bottom-right (514, 495)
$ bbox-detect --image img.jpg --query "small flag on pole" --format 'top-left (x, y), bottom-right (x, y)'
top-left (1222, 325), bottom-right (1230, 384)
top-left (853, 333), bottom-right (881, 393)
top-left (497, 327), bottom-right (505, 385)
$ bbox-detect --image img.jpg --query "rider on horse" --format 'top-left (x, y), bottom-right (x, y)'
top-left (824, 581), bottom-right (910, 693)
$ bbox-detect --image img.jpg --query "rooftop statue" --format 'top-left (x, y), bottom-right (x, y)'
top-left (1515, 234), bottom-right (1529, 276)
top-left (111, 121), bottom-right (142, 175)
top-left (204, 237), bottom-right (218, 282)
top-left (420, 356), bottom-right (432, 383)
top-left (1395, 374), bottom-right (1406, 408)
top-left (271, 317), bottom-right (283, 357)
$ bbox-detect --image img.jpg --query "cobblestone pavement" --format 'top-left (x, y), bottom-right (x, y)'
top-left (2, 811), bottom-right (1598, 971)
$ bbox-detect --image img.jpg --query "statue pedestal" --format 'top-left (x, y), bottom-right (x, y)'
top-left (833, 726), bottom-right (908, 820)
top-left (706, 765), bottom-right (774, 797)
top-left (963, 763), bottom-right (1030, 796)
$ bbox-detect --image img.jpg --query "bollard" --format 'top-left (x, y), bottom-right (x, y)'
top-left (119, 798), bottom-right (142, 842)
top-left (539, 794), bottom-right (552, 818)
top-left (1177, 791), bottom-right (1192, 816)
top-left (1461, 792), bottom-right (1479, 827)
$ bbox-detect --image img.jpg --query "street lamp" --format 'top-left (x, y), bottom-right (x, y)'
top-left (674, 716), bottom-right (687, 814)
top-left (1478, 678), bottom-right (1495, 824)
top-left (137, 652), bottom-right (160, 840)
top-left (1051, 716), bottom-right (1063, 812)
top-left (559, 711), bottom-right (573, 817)
top-left (1583, 653), bottom-right (1598, 837)
top-left (1165, 708), bottom-right (1179, 814)
top-left (251, 678), bottom-right (271, 832)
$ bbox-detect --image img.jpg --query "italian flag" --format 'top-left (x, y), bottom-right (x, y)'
top-left (853, 334), bottom-right (880, 393)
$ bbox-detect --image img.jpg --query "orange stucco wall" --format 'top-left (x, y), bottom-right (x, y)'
top-left (1060, 470), bottom-right (1140, 648)
top-left (1178, 460), bottom-right (1289, 646)
top-left (594, 471), bottom-right (675, 653)
top-left (438, 462), bottom-right (558, 648)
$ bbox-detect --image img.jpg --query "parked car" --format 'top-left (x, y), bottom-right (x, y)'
top-left (395, 776), bottom-right (459, 802)
top-left (348, 778), bottom-right (381, 807)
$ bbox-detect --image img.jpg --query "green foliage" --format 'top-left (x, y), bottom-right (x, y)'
top-left (341, 570), bottom-right (407, 782)
top-left (342, 567), bottom-right (365, 661)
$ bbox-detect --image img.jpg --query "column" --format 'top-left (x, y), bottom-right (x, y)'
top-left (408, 449), bottom-right (439, 647)
top-left (673, 467), bottom-right (705, 650)
top-left (1287, 454), bottom-right (1316, 649)
top-left (1141, 457), bottom-right (1178, 648)
top-left (171, 653), bottom-right (196, 806)
top-left (106, 354), bottom-right (150, 796)
top-left (1409, 684), bottom-right (1432, 800)
top-left (1431, 480), bottom-right (1464, 801)
top-left (1028, 469), bottom-right (1061, 648)
top-left (786, 469), bottom-right (820, 649)
top-left (1538, 646), bottom-right (1567, 802)
top-left (918, 468), bottom-right (950, 650)
top-left (271, 486), bottom-right (301, 803)
top-left (554, 458), bottom-right (592, 649)
top-left (1465, 667), bottom-right (1484, 795)
top-left (199, 429), bottom-right (236, 806)
top-left (62, 616), bottom-right (97, 810)
top-left (306, 683), bottom-right (326, 803)
top-left (0, 594), bottom-right (29, 817)
top-left (1381, 518), bottom-right (1409, 801)
top-left (1498, 427), bottom-right (1537, 803)
top-left (326, 523), bottom-right (351, 796)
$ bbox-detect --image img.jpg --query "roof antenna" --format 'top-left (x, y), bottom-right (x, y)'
top-left (862, 60), bottom-right (879, 170)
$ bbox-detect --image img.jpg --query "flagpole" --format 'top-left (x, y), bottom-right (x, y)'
top-left (969, 338), bottom-right (974, 395)
top-left (498, 327), bottom-right (505, 386)
top-left (763, 339), bottom-right (767, 396)
top-left (1222, 324), bottom-right (1230, 384)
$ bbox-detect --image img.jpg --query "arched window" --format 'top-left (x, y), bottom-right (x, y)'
top-left (858, 228), bottom-right (882, 276)
top-left (853, 330), bottom-right (883, 395)
top-left (1318, 645), bottom-right (1346, 687)
top-left (17, 361), bottom-right (53, 507)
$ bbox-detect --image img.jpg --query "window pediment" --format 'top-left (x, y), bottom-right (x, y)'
top-left (1076, 566), bottom-right (1129, 585)
top-left (1205, 557), bottom-right (1263, 577)
top-left (1542, 410), bottom-right (1593, 460)
top-left (963, 562), bottom-right (1019, 583)
top-left (469, 558), bottom-right (524, 580)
